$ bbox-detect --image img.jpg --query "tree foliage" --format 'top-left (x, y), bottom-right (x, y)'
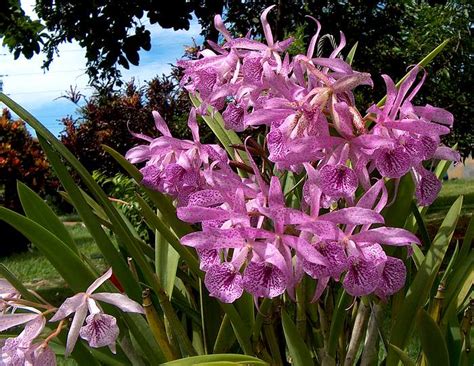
top-left (0, 0), bottom-right (224, 87)
top-left (0, 109), bottom-right (58, 254)
top-left (60, 71), bottom-right (212, 176)
top-left (1, 0), bottom-right (471, 156)
top-left (215, 0), bottom-right (473, 157)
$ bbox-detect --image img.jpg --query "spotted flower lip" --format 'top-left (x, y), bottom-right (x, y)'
top-left (125, 5), bottom-right (456, 303)
top-left (49, 268), bottom-right (144, 356)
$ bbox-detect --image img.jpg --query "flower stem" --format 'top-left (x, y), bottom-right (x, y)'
top-left (43, 320), bottom-right (66, 345)
top-left (263, 306), bottom-right (283, 366)
top-left (327, 290), bottom-right (352, 360)
top-left (142, 288), bottom-right (179, 361)
top-left (360, 302), bottom-right (383, 366)
top-left (344, 299), bottom-right (370, 366)
top-left (296, 281), bottom-right (307, 340)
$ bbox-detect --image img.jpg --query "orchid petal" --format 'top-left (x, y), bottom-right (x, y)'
top-left (213, 15), bottom-right (233, 41)
top-left (413, 105), bottom-right (454, 126)
top-left (320, 207), bottom-right (384, 225)
top-left (197, 249), bottom-right (221, 271)
top-left (311, 277), bottom-right (330, 303)
top-left (152, 111), bottom-right (172, 137)
top-left (303, 241), bottom-right (348, 279)
top-left (65, 303), bottom-right (88, 356)
top-left (389, 66), bottom-right (419, 120)
top-left (332, 72), bottom-right (373, 93)
top-left (433, 146), bottom-right (461, 162)
top-left (125, 145), bottom-right (150, 164)
top-left (187, 108), bottom-right (200, 142)
top-left (297, 221), bottom-right (344, 241)
top-left (374, 256), bottom-right (406, 299)
top-left (351, 227), bottom-right (420, 246)
top-left (187, 189), bottom-right (225, 208)
top-left (17, 315), bottom-right (46, 347)
top-left (269, 176), bottom-right (284, 207)
top-left (181, 229), bottom-right (246, 249)
top-left (343, 255), bottom-right (383, 296)
top-left (243, 261), bottom-right (287, 298)
top-left (312, 57), bottom-right (352, 73)
top-left (415, 168), bottom-right (442, 206)
top-left (384, 120), bottom-right (451, 136)
top-left (204, 263), bottom-right (244, 303)
top-left (305, 16), bottom-right (321, 59)
top-left (0, 313), bottom-right (38, 332)
top-left (177, 206), bottom-right (236, 223)
top-left (260, 5), bottom-right (276, 46)
top-left (79, 313), bottom-right (119, 352)
top-left (375, 146), bottom-right (411, 179)
top-left (318, 164), bottom-right (358, 198)
top-left (283, 236), bottom-right (326, 266)
top-left (49, 293), bottom-right (86, 322)
top-left (91, 293), bottom-right (144, 314)
top-left (87, 268), bottom-right (113, 294)
top-left (356, 179), bottom-right (386, 209)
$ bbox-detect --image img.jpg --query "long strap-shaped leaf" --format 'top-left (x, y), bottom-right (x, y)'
top-left (0, 207), bottom-right (96, 291)
top-left (102, 145), bottom-right (192, 238)
top-left (17, 181), bottom-right (79, 255)
top-left (376, 39), bottom-right (450, 107)
top-left (160, 354), bottom-right (268, 366)
top-left (281, 308), bottom-right (314, 366)
top-left (39, 136), bottom-right (143, 300)
top-left (416, 308), bottom-right (450, 366)
top-left (0, 93), bottom-right (163, 299)
top-left (386, 196), bottom-right (463, 366)
top-left (188, 94), bottom-right (250, 166)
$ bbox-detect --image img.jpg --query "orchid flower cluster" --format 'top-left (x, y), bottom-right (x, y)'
top-left (126, 6), bottom-right (459, 304)
top-left (0, 269), bottom-right (144, 365)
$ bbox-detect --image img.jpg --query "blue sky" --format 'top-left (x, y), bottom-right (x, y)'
top-left (0, 0), bottom-right (203, 137)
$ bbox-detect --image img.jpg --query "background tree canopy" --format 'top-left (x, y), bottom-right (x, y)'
top-left (0, 0), bottom-right (472, 157)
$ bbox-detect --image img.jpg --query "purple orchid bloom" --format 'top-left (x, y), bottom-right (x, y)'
top-left (49, 268), bottom-right (144, 356)
top-left (124, 6), bottom-right (456, 305)
top-left (0, 308), bottom-right (46, 366)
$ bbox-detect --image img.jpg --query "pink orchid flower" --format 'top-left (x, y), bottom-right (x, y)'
top-left (49, 268), bottom-right (144, 356)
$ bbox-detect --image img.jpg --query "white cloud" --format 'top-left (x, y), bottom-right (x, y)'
top-left (0, 3), bottom-right (202, 136)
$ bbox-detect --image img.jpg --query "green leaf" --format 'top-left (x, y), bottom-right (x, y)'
top-left (160, 354), bottom-right (268, 366)
top-left (441, 252), bottom-right (474, 328)
top-left (17, 181), bottom-right (78, 254)
top-left (458, 213), bottom-right (474, 264)
top-left (327, 290), bottom-right (351, 359)
top-left (155, 210), bottom-right (180, 299)
top-left (416, 309), bottom-right (450, 366)
top-left (376, 39), bottom-right (450, 107)
top-left (387, 344), bottom-right (416, 366)
top-left (136, 194), bottom-right (201, 277)
top-left (411, 244), bottom-right (425, 270)
top-left (410, 202), bottom-right (431, 249)
top-left (213, 314), bottom-right (236, 353)
top-left (102, 144), bottom-right (192, 237)
top-left (0, 264), bottom-right (38, 302)
top-left (345, 41), bottom-right (358, 65)
top-left (281, 308), bottom-right (313, 366)
top-left (383, 175), bottom-right (415, 228)
top-left (387, 196), bottom-right (463, 366)
top-left (188, 94), bottom-right (250, 168)
top-left (39, 137), bottom-right (142, 300)
top-left (0, 207), bottom-right (96, 292)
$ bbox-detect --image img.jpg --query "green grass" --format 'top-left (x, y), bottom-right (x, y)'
top-left (0, 223), bottom-right (107, 366)
top-left (428, 178), bottom-right (474, 218)
top-left (0, 224), bottom-right (106, 293)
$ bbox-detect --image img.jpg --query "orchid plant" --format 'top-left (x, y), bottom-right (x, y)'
top-left (0, 5), bottom-right (472, 366)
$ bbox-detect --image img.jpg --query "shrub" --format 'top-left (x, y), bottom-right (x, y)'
top-left (0, 109), bottom-right (58, 255)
